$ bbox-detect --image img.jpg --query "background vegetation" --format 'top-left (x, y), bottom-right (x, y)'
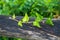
top-left (0, 0), bottom-right (60, 17)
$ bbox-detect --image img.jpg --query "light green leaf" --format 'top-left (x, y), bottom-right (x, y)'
top-left (12, 14), bottom-right (16, 19)
top-left (22, 13), bottom-right (29, 23)
top-left (33, 20), bottom-right (41, 28)
top-left (35, 13), bottom-right (43, 22)
top-left (46, 18), bottom-right (54, 26)
top-left (18, 21), bottom-right (22, 27)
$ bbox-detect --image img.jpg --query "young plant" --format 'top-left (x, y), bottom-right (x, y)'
top-left (33, 13), bottom-right (43, 28)
top-left (33, 20), bottom-right (41, 28)
top-left (45, 18), bottom-right (54, 26)
top-left (35, 13), bottom-right (43, 22)
top-left (18, 21), bottom-right (23, 27)
top-left (45, 12), bottom-right (54, 26)
top-left (12, 14), bottom-right (16, 20)
top-left (22, 13), bottom-right (29, 23)
top-left (18, 13), bottom-right (29, 27)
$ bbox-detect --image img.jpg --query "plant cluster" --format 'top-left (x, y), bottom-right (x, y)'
top-left (12, 13), bottom-right (54, 28)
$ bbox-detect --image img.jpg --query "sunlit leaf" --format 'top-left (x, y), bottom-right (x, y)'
top-left (35, 13), bottom-right (43, 22)
top-left (49, 12), bottom-right (53, 18)
top-left (22, 13), bottom-right (29, 23)
top-left (45, 18), bottom-right (54, 26)
top-left (12, 14), bottom-right (16, 19)
top-left (33, 20), bottom-right (41, 28)
top-left (18, 21), bottom-right (22, 27)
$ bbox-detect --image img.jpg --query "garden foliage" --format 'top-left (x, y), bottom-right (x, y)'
top-left (0, 0), bottom-right (59, 16)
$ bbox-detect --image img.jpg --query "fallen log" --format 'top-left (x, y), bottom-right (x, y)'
top-left (0, 15), bottom-right (60, 40)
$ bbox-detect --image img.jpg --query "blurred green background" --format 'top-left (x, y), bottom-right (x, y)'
top-left (0, 36), bottom-right (27, 40)
top-left (0, 0), bottom-right (60, 40)
top-left (0, 0), bottom-right (60, 17)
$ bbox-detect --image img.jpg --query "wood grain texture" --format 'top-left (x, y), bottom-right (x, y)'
top-left (0, 15), bottom-right (60, 40)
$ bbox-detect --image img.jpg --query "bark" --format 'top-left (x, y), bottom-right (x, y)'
top-left (0, 15), bottom-right (60, 40)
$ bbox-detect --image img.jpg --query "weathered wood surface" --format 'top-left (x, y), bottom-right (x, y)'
top-left (0, 15), bottom-right (60, 40)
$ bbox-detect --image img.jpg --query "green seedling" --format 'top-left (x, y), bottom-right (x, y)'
top-left (12, 14), bottom-right (16, 19)
top-left (18, 21), bottom-right (23, 27)
top-left (45, 18), bottom-right (54, 26)
top-left (33, 20), bottom-right (41, 28)
top-left (35, 13), bottom-right (43, 22)
top-left (22, 13), bottom-right (29, 23)
top-left (33, 13), bottom-right (43, 28)
top-left (18, 13), bottom-right (29, 27)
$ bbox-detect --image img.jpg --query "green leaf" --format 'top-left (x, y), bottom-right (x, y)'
top-left (45, 18), bottom-right (54, 26)
top-left (33, 20), bottom-right (41, 28)
top-left (12, 14), bottom-right (16, 19)
top-left (22, 13), bottom-right (29, 23)
top-left (18, 21), bottom-right (22, 27)
top-left (35, 13), bottom-right (43, 22)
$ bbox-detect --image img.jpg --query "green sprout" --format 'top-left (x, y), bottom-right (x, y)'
top-left (33, 13), bottom-right (43, 28)
top-left (22, 13), bottom-right (29, 23)
top-left (12, 14), bottom-right (16, 20)
top-left (45, 18), bottom-right (54, 26)
top-left (33, 20), bottom-right (41, 28)
top-left (18, 21), bottom-right (23, 27)
top-left (35, 13), bottom-right (43, 22)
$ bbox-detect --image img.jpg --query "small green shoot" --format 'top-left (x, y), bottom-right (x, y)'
top-left (45, 18), bottom-right (54, 26)
top-left (18, 21), bottom-right (22, 27)
top-left (33, 20), bottom-right (41, 28)
top-left (33, 13), bottom-right (43, 28)
top-left (18, 13), bottom-right (29, 27)
top-left (35, 13), bottom-right (43, 22)
top-left (22, 13), bottom-right (29, 23)
top-left (12, 14), bottom-right (16, 19)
